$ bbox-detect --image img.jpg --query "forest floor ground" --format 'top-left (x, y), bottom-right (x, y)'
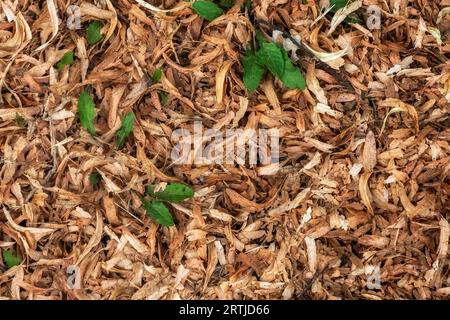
top-left (0, 0), bottom-right (449, 300)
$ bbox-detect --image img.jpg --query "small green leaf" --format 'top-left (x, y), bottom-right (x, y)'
top-left (219, 0), bottom-right (234, 8)
top-left (116, 112), bottom-right (135, 148)
top-left (142, 199), bottom-right (174, 226)
top-left (56, 51), bottom-right (74, 70)
top-left (86, 21), bottom-right (103, 45)
top-left (158, 91), bottom-right (169, 106)
top-left (77, 91), bottom-right (96, 136)
top-left (330, 0), bottom-right (349, 12)
top-left (2, 250), bottom-right (21, 269)
top-left (256, 42), bottom-right (285, 78)
top-left (279, 50), bottom-right (306, 90)
top-left (151, 68), bottom-right (163, 82)
top-left (89, 171), bottom-right (101, 187)
top-left (146, 183), bottom-right (194, 203)
top-left (192, 1), bottom-right (223, 21)
top-left (242, 51), bottom-right (266, 92)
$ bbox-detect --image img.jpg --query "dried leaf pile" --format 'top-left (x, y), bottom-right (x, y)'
top-left (0, 0), bottom-right (449, 300)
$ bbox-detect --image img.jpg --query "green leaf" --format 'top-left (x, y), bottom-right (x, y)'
top-left (146, 183), bottom-right (195, 203)
top-left (142, 199), bottom-right (174, 226)
top-left (192, 1), bottom-right (223, 21)
top-left (256, 42), bottom-right (285, 78)
top-left (2, 250), bottom-right (21, 269)
top-left (56, 51), bottom-right (74, 70)
top-left (86, 21), bottom-right (103, 45)
top-left (89, 171), bottom-right (101, 187)
top-left (330, 0), bottom-right (349, 12)
top-left (219, 0), bottom-right (234, 8)
top-left (116, 112), bottom-right (135, 148)
top-left (77, 91), bottom-right (96, 136)
top-left (242, 51), bottom-right (266, 92)
top-left (151, 68), bottom-right (163, 82)
top-left (279, 50), bottom-right (306, 90)
top-left (158, 91), bottom-right (169, 106)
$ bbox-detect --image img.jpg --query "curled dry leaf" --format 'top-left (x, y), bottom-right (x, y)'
top-left (358, 172), bottom-right (373, 214)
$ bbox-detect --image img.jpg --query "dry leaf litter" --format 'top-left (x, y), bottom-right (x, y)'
top-left (0, 0), bottom-right (449, 300)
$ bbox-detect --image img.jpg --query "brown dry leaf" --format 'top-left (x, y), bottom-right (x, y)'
top-left (362, 130), bottom-right (377, 172)
top-left (76, 211), bottom-right (103, 265)
top-left (379, 99), bottom-right (419, 133)
top-left (269, 188), bottom-right (311, 216)
top-left (215, 60), bottom-right (234, 105)
top-left (307, 63), bottom-right (328, 105)
top-left (35, 0), bottom-right (58, 51)
top-left (102, 196), bottom-right (120, 226)
top-left (261, 79), bottom-right (282, 115)
top-left (437, 218), bottom-right (449, 259)
top-left (232, 96), bottom-right (248, 128)
top-left (358, 172), bottom-right (373, 214)
top-left (358, 235), bottom-right (389, 248)
top-left (304, 236), bottom-right (317, 273)
top-left (3, 207), bottom-right (55, 242)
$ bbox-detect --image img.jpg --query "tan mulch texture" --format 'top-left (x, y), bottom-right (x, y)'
top-left (0, 0), bottom-right (449, 300)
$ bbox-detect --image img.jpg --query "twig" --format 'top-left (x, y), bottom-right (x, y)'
top-left (296, 264), bottom-right (329, 299)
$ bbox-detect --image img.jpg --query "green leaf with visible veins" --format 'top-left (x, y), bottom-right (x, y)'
top-left (256, 42), bottom-right (285, 78)
top-left (56, 51), bottom-right (74, 70)
top-left (141, 199), bottom-right (174, 226)
top-left (116, 112), bottom-right (135, 148)
top-left (77, 91), bottom-right (96, 136)
top-left (192, 1), bottom-right (223, 21)
top-left (242, 50), bottom-right (266, 92)
top-left (2, 250), bottom-right (21, 269)
top-left (146, 183), bottom-right (194, 203)
top-left (279, 50), bottom-right (306, 90)
top-left (86, 21), bottom-right (102, 45)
